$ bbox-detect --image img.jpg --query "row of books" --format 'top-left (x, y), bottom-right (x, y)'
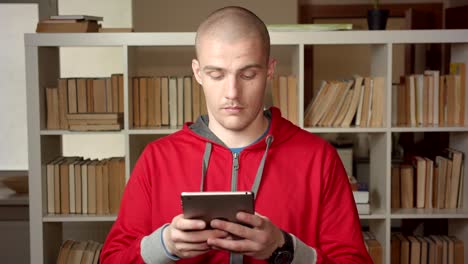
top-left (363, 231), bottom-right (382, 264)
top-left (132, 76), bottom-right (207, 128)
top-left (37, 15), bottom-right (102, 33)
top-left (56, 240), bottom-right (102, 264)
top-left (46, 156), bottom-right (125, 215)
top-left (391, 148), bottom-right (464, 210)
top-left (271, 75), bottom-right (298, 125)
top-left (304, 76), bottom-right (385, 128)
top-left (391, 234), bottom-right (464, 264)
top-left (394, 63), bottom-right (466, 127)
top-left (46, 74), bottom-right (124, 130)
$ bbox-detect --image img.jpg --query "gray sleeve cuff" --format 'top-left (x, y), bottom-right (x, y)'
top-left (140, 224), bottom-right (179, 264)
top-left (290, 233), bottom-right (317, 264)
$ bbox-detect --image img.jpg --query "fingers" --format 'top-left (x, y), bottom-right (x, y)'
top-left (172, 214), bottom-right (206, 231)
top-left (170, 228), bottom-right (229, 243)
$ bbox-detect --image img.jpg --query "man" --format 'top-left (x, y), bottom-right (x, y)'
top-left (101, 6), bottom-right (372, 264)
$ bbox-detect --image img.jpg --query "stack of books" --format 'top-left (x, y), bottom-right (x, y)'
top-left (67, 113), bottom-right (123, 131)
top-left (36, 15), bottom-right (102, 33)
top-left (350, 175), bottom-right (370, 214)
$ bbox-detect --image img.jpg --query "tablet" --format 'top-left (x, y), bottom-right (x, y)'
top-left (181, 191), bottom-right (254, 225)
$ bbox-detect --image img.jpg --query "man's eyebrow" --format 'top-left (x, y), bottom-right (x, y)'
top-left (202, 64), bottom-right (264, 72)
top-left (239, 64), bottom-right (264, 71)
top-left (202, 65), bottom-right (223, 71)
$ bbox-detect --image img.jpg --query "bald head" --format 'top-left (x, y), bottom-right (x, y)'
top-left (195, 6), bottom-right (270, 62)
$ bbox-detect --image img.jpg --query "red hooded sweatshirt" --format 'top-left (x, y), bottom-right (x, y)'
top-left (101, 107), bottom-right (372, 263)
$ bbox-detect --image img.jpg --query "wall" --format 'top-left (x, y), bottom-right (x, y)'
top-left (132, 0), bottom-right (297, 32)
top-left (0, 4), bottom-right (38, 170)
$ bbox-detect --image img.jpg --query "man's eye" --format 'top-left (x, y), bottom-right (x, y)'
top-left (241, 72), bottom-right (256, 80)
top-left (208, 72), bottom-right (223, 80)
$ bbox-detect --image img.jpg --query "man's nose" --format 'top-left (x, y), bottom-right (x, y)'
top-left (225, 75), bottom-right (240, 100)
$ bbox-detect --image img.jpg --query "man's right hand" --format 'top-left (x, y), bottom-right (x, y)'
top-left (163, 214), bottom-right (230, 259)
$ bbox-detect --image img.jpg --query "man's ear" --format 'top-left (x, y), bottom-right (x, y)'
top-left (267, 58), bottom-right (277, 80)
top-left (192, 59), bottom-right (202, 85)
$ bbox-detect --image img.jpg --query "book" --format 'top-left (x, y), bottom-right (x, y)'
top-left (287, 75), bottom-right (298, 125)
top-left (58, 78), bottom-right (69, 129)
top-left (177, 77), bottom-right (184, 126)
top-left (56, 240), bottom-right (75, 264)
top-left (139, 77), bottom-right (148, 127)
top-left (133, 78), bottom-right (140, 127)
top-left (109, 158), bottom-right (121, 214)
top-left (36, 21), bottom-right (100, 33)
top-left (444, 148), bottom-right (464, 208)
top-left (169, 77), bottom-right (178, 127)
top-left (391, 234), bottom-right (401, 264)
top-left (391, 166), bottom-right (401, 209)
top-left (117, 74), bottom-right (124, 113)
top-left (67, 78), bottom-right (78, 114)
top-left (77, 78), bottom-right (87, 113)
top-left (341, 76), bottom-right (363, 127)
top-left (356, 203), bottom-right (370, 214)
top-left (353, 191), bottom-right (369, 204)
top-left (413, 156), bottom-right (427, 209)
top-left (400, 165), bottom-right (414, 208)
top-left (102, 160), bottom-right (110, 214)
top-left (279, 76), bottom-right (288, 119)
top-left (69, 124), bottom-right (122, 131)
top-left (449, 63), bottom-right (466, 126)
top-left (267, 23), bottom-right (352, 31)
top-left (92, 78), bottom-right (107, 113)
top-left (111, 74), bottom-right (119, 114)
top-left (359, 77), bottom-right (372, 127)
top-left (46, 87), bottom-right (60, 129)
top-left (60, 160), bottom-right (71, 214)
top-left (155, 77), bottom-right (162, 126)
top-left (424, 158), bottom-right (434, 209)
top-left (99, 27), bottom-right (133, 32)
top-left (47, 157), bottom-right (64, 214)
top-left (67, 240), bottom-right (87, 264)
top-left (105, 78), bottom-right (113, 113)
top-left (86, 79), bottom-right (94, 112)
top-left (87, 160), bottom-right (97, 214)
top-left (80, 241), bottom-right (100, 264)
top-left (192, 76), bottom-right (201, 121)
top-left (370, 77), bottom-right (385, 127)
top-left (408, 236), bottom-right (421, 264)
top-left (50, 15), bottom-right (103, 21)
top-left (147, 77), bottom-right (156, 127)
top-left (161, 77), bottom-right (169, 125)
top-left (184, 76), bottom-right (193, 123)
top-left (81, 160), bottom-right (89, 214)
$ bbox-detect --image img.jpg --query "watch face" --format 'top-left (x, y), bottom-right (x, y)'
top-left (274, 251), bottom-right (293, 264)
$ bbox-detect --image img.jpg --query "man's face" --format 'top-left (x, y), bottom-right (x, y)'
top-left (192, 36), bottom-right (275, 132)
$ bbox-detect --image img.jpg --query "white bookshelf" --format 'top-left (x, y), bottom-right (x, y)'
top-left (25, 30), bottom-right (468, 264)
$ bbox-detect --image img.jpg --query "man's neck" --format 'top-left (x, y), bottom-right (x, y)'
top-left (209, 112), bottom-right (269, 148)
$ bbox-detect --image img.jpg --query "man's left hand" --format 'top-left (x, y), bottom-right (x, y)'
top-left (207, 212), bottom-right (285, 260)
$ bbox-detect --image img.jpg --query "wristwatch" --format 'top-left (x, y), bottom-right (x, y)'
top-left (268, 230), bottom-right (294, 264)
